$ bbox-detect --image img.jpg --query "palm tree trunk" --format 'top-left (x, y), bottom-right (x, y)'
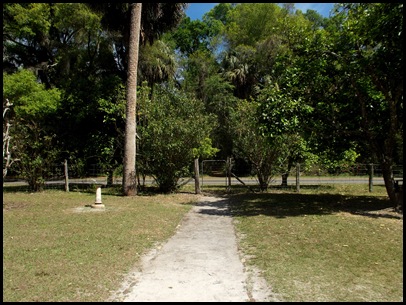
top-left (123, 3), bottom-right (142, 196)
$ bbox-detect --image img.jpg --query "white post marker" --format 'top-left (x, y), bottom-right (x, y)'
top-left (91, 185), bottom-right (105, 209)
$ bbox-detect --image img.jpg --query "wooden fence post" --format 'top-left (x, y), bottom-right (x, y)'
top-left (369, 163), bottom-right (374, 193)
top-left (194, 158), bottom-right (201, 194)
top-left (296, 162), bottom-right (300, 193)
top-left (226, 157), bottom-right (232, 190)
top-left (64, 159), bottom-right (69, 192)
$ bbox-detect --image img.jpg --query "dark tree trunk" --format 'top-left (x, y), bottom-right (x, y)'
top-left (107, 169), bottom-right (114, 187)
top-left (281, 160), bottom-right (293, 187)
top-left (281, 173), bottom-right (289, 187)
top-left (381, 160), bottom-right (402, 211)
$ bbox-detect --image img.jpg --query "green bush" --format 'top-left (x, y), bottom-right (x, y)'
top-left (3, 69), bottom-right (62, 191)
top-left (138, 83), bottom-right (217, 192)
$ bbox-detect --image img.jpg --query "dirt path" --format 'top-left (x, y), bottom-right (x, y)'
top-left (107, 195), bottom-right (280, 302)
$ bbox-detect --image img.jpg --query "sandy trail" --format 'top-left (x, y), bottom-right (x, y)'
top-left (108, 195), bottom-right (279, 302)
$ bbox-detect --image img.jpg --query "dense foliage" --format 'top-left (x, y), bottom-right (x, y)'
top-left (3, 69), bottom-right (62, 191)
top-left (3, 3), bottom-right (402, 206)
top-left (137, 82), bottom-right (217, 192)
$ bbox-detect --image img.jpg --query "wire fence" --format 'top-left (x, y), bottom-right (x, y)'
top-left (2, 161), bottom-right (403, 192)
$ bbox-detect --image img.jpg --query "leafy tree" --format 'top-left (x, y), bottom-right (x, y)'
top-left (3, 70), bottom-right (60, 120)
top-left (3, 3), bottom-right (103, 88)
top-left (220, 3), bottom-right (313, 100)
top-left (137, 82), bottom-right (218, 193)
top-left (171, 25), bottom-right (233, 160)
top-left (171, 17), bottom-right (213, 55)
top-left (257, 81), bottom-right (313, 186)
top-left (280, 3), bottom-right (403, 207)
top-left (4, 2), bottom-right (125, 179)
top-left (327, 3), bottom-right (403, 208)
top-left (199, 72), bottom-right (237, 159)
top-left (91, 81), bottom-right (126, 186)
top-left (170, 3), bottom-right (229, 58)
top-left (269, 16), bottom-right (356, 166)
top-left (225, 3), bottom-right (283, 49)
top-left (203, 3), bottom-right (235, 26)
top-left (229, 98), bottom-right (282, 191)
top-left (3, 69), bottom-right (62, 191)
top-left (302, 9), bottom-right (329, 30)
top-left (168, 5), bottom-right (240, 165)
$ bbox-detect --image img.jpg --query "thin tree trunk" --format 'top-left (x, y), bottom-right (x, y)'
top-left (107, 169), bottom-right (114, 187)
top-left (123, 3), bottom-right (142, 196)
top-left (281, 159), bottom-right (293, 187)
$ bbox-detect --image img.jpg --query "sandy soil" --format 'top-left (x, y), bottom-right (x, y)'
top-left (107, 195), bottom-right (282, 302)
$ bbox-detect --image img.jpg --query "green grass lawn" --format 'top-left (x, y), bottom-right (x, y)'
top-left (3, 188), bottom-right (197, 302)
top-left (227, 184), bottom-right (403, 302)
top-left (3, 184), bottom-right (403, 302)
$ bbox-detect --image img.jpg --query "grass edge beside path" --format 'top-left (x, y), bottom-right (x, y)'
top-left (227, 184), bottom-right (403, 302)
top-left (3, 190), bottom-right (198, 302)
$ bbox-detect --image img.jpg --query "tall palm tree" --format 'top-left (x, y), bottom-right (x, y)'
top-left (87, 3), bottom-right (188, 195)
top-left (123, 3), bottom-right (142, 196)
top-left (221, 46), bottom-right (258, 100)
top-left (122, 3), bottom-right (187, 196)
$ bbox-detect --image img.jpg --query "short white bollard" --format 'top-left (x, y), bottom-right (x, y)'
top-left (91, 186), bottom-right (105, 209)
top-left (95, 186), bottom-right (102, 203)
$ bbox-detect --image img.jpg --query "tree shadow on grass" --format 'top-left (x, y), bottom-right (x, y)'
top-left (227, 189), bottom-right (401, 220)
top-left (194, 197), bottom-right (232, 216)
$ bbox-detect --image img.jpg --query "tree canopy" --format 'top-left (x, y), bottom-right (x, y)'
top-left (3, 3), bottom-right (402, 206)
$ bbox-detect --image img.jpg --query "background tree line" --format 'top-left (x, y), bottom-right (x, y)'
top-left (3, 3), bottom-right (403, 207)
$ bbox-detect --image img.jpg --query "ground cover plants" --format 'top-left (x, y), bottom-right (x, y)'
top-left (3, 183), bottom-right (403, 302)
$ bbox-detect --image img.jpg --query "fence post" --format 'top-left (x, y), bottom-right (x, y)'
top-left (296, 162), bottom-right (300, 193)
top-left (194, 158), bottom-right (201, 194)
top-left (226, 157), bottom-right (232, 190)
top-left (64, 159), bottom-right (69, 192)
top-left (369, 163), bottom-right (374, 193)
